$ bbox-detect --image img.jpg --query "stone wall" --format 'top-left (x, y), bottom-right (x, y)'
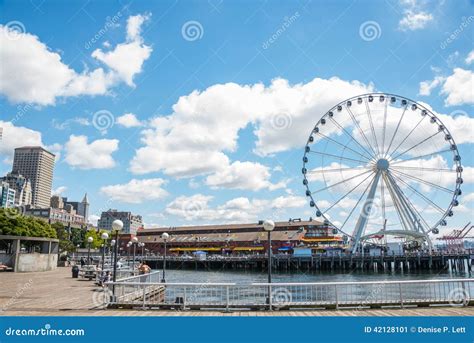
top-left (16, 253), bottom-right (58, 272)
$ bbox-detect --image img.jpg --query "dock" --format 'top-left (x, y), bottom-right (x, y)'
top-left (0, 267), bottom-right (473, 316)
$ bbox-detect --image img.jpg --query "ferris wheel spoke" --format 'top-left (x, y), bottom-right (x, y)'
top-left (307, 166), bottom-right (371, 174)
top-left (308, 150), bottom-right (371, 165)
top-left (316, 132), bottom-right (373, 162)
top-left (385, 173), bottom-right (425, 233)
top-left (390, 165), bottom-right (456, 173)
top-left (389, 172), bottom-right (446, 213)
top-left (364, 97), bottom-right (380, 157)
top-left (390, 130), bottom-right (442, 161)
top-left (345, 105), bottom-right (379, 157)
top-left (329, 117), bottom-right (376, 160)
top-left (381, 98), bottom-right (388, 156)
top-left (387, 115), bottom-right (426, 160)
top-left (382, 174), bottom-right (410, 232)
top-left (384, 103), bottom-right (408, 159)
top-left (380, 175), bottom-right (386, 227)
top-left (311, 169), bottom-right (373, 194)
top-left (389, 148), bottom-right (452, 165)
top-left (389, 168), bottom-right (454, 193)
top-left (322, 171), bottom-right (375, 213)
top-left (339, 175), bottom-right (374, 231)
top-left (386, 172), bottom-right (431, 233)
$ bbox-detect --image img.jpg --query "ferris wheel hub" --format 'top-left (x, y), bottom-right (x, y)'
top-left (376, 158), bottom-right (389, 171)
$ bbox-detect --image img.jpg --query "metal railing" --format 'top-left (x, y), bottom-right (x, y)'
top-left (105, 277), bottom-right (473, 310)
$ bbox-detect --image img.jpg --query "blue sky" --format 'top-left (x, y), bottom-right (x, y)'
top-left (0, 0), bottom-right (472, 237)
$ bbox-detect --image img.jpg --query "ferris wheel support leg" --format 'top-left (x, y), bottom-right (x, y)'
top-left (350, 172), bottom-right (381, 255)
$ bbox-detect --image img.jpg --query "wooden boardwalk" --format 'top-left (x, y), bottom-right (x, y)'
top-left (1, 267), bottom-right (473, 316)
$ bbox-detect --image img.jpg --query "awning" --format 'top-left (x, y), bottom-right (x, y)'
top-left (278, 246), bottom-right (293, 251)
top-left (169, 247), bottom-right (222, 252)
top-left (301, 237), bottom-right (342, 242)
top-left (233, 247), bottom-right (264, 251)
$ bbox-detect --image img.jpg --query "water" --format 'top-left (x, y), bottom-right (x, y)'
top-left (161, 268), bottom-right (472, 284)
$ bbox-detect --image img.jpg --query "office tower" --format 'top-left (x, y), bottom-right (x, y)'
top-left (12, 147), bottom-right (55, 208)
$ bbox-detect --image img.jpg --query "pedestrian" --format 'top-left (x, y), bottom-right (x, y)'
top-left (80, 257), bottom-right (85, 267)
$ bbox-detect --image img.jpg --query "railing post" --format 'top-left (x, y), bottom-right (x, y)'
top-left (142, 284), bottom-right (147, 310)
top-left (225, 285), bottom-right (230, 312)
top-left (268, 284), bottom-right (273, 311)
top-left (183, 287), bottom-right (187, 311)
top-left (335, 284), bottom-right (339, 310)
top-left (399, 283), bottom-right (404, 308)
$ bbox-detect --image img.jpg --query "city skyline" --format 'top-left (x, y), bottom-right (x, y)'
top-left (0, 0), bottom-right (473, 234)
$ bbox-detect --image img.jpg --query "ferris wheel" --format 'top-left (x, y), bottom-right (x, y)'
top-left (302, 93), bottom-right (463, 253)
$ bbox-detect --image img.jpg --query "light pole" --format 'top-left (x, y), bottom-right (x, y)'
top-left (132, 236), bottom-right (138, 269)
top-left (100, 232), bottom-right (109, 273)
top-left (161, 232), bottom-right (169, 283)
top-left (110, 239), bottom-right (116, 268)
top-left (87, 236), bottom-right (94, 265)
top-left (263, 220), bottom-right (275, 309)
top-left (139, 242), bottom-right (145, 259)
top-left (127, 241), bottom-right (132, 267)
top-left (111, 220), bottom-right (123, 299)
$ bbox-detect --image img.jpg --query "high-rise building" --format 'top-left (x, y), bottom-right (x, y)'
top-left (98, 209), bottom-right (143, 234)
top-left (0, 181), bottom-right (16, 208)
top-left (0, 171), bottom-right (32, 206)
top-left (12, 147), bottom-right (55, 208)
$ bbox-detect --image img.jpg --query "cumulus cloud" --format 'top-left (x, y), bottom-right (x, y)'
top-left (398, 0), bottom-right (433, 31)
top-left (0, 121), bottom-right (42, 161)
top-left (100, 178), bottom-right (168, 203)
top-left (52, 186), bottom-right (67, 196)
top-left (440, 68), bottom-right (474, 106)
top-left (205, 161), bottom-right (286, 191)
top-left (129, 77), bottom-right (372, 178)
top-left (0, 13), bottom-right (152, 106)
top-left (116, 113), bottom-right (143, 128)
top-left (465, 50), bottom-right (474, 65)
top-left (64, 135), bottom-right (119, 169)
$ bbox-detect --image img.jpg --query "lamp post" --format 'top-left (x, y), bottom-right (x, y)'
top-left (131, 236), bottom-right (138, 270)
top-left (87, 236), bottom-right (94, 265)
top-left (161, 232), bottom-right (169, 283)
top-left (110, 239), bottom-right (116, 268)
top-left (111, 220), bottom-right (123, 299)
top-left (139, 242), bottom-right (145, 259)
top-left (263, 220), bottom-right (275, 310)
top-left (100, 232), bottom-right (109, 273)
top-left (127, 241), bottom-right (132, 267)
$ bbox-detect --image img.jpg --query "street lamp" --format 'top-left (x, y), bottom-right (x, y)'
top-left (139, 242), bottom-right (145, 258)
top-left (100, 232), bottom-right (109, 273)
top-left (127, 241), bottom-right (132, 267)
top-left (263, 220), bottom-right (275, 310)
top-left (111, 220), bottom-right (123, 299)
top-left (161, 232), bottom-right (169, 283)
top-left (131, 236), bottom-right (138, 269)
top-left (110, 239), bottom-right (116, 268)
top-left (87, 236), bottom-right (94, 265)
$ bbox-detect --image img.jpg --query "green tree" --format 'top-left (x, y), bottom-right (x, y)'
top-left (0, 208), bottom-right (56, 238)
top-left (84, 229), bottom-right (110, 249)
top-left (51, 222), bottom-right (75, 253)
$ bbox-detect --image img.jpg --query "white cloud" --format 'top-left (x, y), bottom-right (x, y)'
top-left (398, 0), bottom-right (433, 31)
top-left (92, 14), bottom-right (152, 87)
top-left (64, 135), bottom-right (119, 169)
top-left (130, 77), bottom-right (372, 177)
top-left (440, 68), bottom-right (474, 106)
top-left (466, 50), bottom-right (474, 65)
top-left (399, 11), bottom-right (433, 31)
top-left (52, 186), bottom-right (67, 196)
top-left (0, 121), bottom-right (42, 162)
top-left (418, 76), bottom-right (445, 96)
top-left (100, 178), bottom-right (168, 203)
top-left (205, 161), bottom-right (286, 191)
top-left (88, 214), bottom-right (100, 226)
top-left (165, 194), bottom-right (266, 223)
top-left (271, 195), bottom-right (306, 209)
top-left (0, 13), bottom-right (152, 106)
top-left (116, 113), bottom-right (143, 128)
